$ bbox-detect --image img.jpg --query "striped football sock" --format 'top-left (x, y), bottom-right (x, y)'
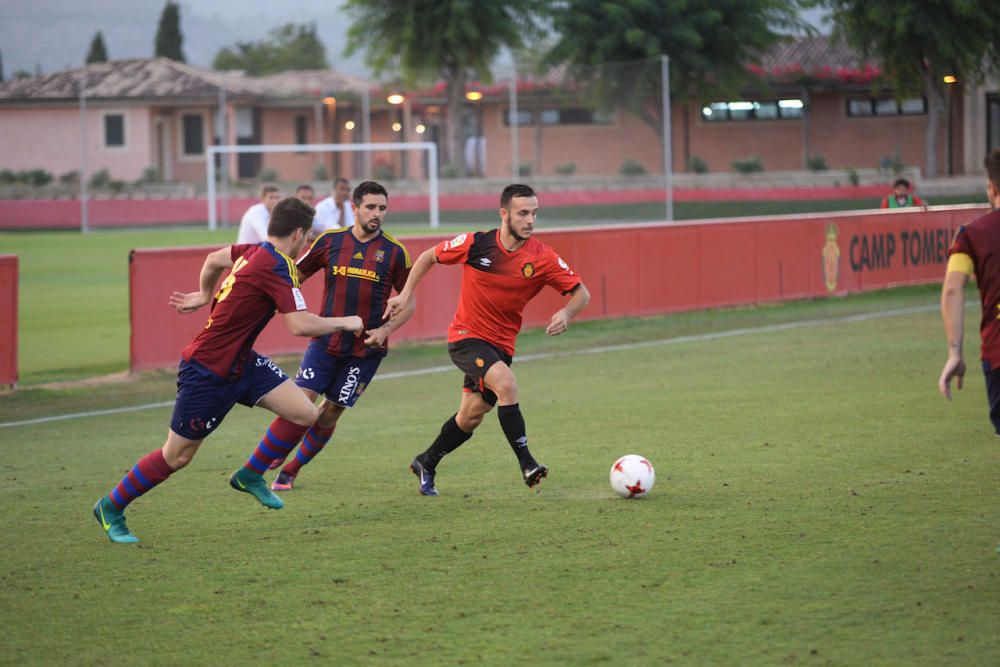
top-left (244, 418), bottom-right (309, 474)
top-left (282, 424), bottom-right (335, 477)
top-left (107, 448), bottom-right (175, 510)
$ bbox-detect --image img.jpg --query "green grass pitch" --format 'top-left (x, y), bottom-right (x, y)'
top-left (1, 285), bottom-right (998, 664)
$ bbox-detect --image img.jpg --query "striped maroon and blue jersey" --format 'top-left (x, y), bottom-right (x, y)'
top-left (181, 242), bottom-right (307, 378)
top-left (297, 228), bottom-right (411, 358)
top-left (949, 208), bottom-right (1000, 369)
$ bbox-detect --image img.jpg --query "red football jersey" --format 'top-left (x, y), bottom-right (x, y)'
top-left (948, 209), bottom-right (1000, 369)
top-left (297, 228), bottom-right (411, 358)
top-left (181, 243), bottom-right (307, 378)
top-left (435, 229), bottom-right (581, 356)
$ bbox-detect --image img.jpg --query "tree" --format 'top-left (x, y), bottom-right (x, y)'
top-left (343, 0), bottom-right (547, 176)
top-left (544, 0), bottom-right (811, 171)
top-left (86, 31), bottom-right (108, 64)
top-left (823, 1), bottom-right (1000, 178)
top-left (155, 1), bottom-right (186, 62)
top-left (213, 23), bottom-right (327, 75)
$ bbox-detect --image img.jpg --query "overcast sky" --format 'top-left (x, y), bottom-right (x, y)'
top-left (0, 0), bottom-right (367, 77)
top-left (0, 0), bottom-right (829, 80)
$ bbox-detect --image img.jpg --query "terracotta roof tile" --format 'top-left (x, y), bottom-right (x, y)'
top-left (0, 57), bottom-right (369, 103)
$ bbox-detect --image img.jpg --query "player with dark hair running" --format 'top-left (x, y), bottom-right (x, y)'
top-left (385, 183), bottom-right (590, 495)
top-left (266, 180), bottom-right (414, 491)
top-left (940, 147), bottom-right (1000, 435)
top-left (92, 197), bottom-right (363, 543)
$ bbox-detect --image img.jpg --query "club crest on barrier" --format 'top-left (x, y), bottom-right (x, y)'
top-left (822, 222), bottom-right (840, 292)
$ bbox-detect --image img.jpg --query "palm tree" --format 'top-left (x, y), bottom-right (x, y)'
top-left (343, 0), bottom-right (546, 176)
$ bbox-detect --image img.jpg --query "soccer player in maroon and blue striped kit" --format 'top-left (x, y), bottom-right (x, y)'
top-left (940, 147), bottom-right (1000, 437)
top-left (266, 180), bottom-right (414, 491)
top-left (92, 197), bottom-right (363, 544)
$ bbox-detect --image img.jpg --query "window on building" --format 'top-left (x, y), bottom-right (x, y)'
top-left (701, 99), bottom-right (804, 121)
top-left (847, 96), bottom-right (926, 117)
top-left (104, 113), bottom-right (125, 147)
top-left (181, 114), bottom-right (205, 156)
top-left (504, 109), bottom-right (533, 126)
top-left (295, 115), bottom-right (308, 145)
top-left (899, 97), bottom-right (927, 114)
top-left (502, 107), bottom-right (614, 126)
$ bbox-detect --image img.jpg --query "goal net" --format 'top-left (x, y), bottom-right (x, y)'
top-left (205, 142), bottom-right (440, 230)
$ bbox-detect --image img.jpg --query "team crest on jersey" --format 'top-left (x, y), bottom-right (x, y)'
top-left (521, 262), bottom-right (535, 278)
top-left (374, 249), bottom-right (385, 263)
top-left (475, 357), bottom-right (485, 368)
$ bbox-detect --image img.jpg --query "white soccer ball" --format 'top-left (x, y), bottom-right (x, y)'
top-left (609, 455), bottom-right (655, 499)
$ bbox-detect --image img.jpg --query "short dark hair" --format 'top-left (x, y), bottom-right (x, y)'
top-left (352, 180), bottom-right (389, 206)
top-left (268, 197), bottom-right (315, 237)
top-left (984, 148), bottom-right (1000, 191)
top-left (893, 178), bottom-right (910, 189)
top-left (260, 184), bottom-right (280, 198)
top-left (334, 177), bottom-right (350, 187)
top-left (500, 183), bottom-right (537, 209)
top-left (295, 184), bottom-right (314, 194)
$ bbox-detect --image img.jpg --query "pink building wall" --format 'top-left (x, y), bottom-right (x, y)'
top-left (0, 105), bottom-right (154, 180)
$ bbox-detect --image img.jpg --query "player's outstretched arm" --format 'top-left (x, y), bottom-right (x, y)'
top-left (168, 247), bottom-right (232, 314)
top-left (546, 283), bottom-right (591, 336)
top-left (383, 247), bottom-right (437, 320)
top-left (283, 311), bottom-right (364, 338)
top-left (938, 270), bottom-right (968, 400)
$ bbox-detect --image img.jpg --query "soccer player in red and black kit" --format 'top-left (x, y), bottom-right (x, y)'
top-left (265, 180), bottom-right (414, 491)
top-left (940, 147), bottom-right (1000, 436)
top-left (92, 197), bottom-right (363, 544)
top-left (385, 183), bottom-right (591, 495)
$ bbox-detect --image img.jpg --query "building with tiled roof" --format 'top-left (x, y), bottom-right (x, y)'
top-left (0, 35), bottom-right (995, 185)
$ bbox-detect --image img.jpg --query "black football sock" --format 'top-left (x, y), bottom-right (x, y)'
top-left (421, 414), bottom-right (473, 469)
top-left (497, 403), bottom-right (534, 468)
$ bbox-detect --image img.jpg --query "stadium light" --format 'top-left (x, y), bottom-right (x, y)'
top-left (943, 74), bottom-right (957, 84)
top-left (415, 123), bottom-right (426, 134)
top-left (387, 93), bottom-right (405, 105)
top-left (465, 91), bottom-right (483, 101)
top-left (344, 120), bottom-right (355, 130)
top-left (391, 122), bottom-right (402, 132)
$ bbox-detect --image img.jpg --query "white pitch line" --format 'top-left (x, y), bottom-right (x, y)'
top-left (0, 303), bottom-right (940, 430)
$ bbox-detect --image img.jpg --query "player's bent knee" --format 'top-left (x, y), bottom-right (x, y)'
top-left (316, 404), bottom-right (344, 429)
top-left (286, 402), bottom-right (319, 427)
top-left (456, 413), bottom-right (483, 431)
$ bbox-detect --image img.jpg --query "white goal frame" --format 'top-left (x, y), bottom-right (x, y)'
top-left (205, 142), bottom-right (440, 230)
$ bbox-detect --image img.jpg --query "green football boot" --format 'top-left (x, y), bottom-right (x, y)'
top-left (229, 468), bottom-right (284, 510)
top-left (93, 496), bottom-right (140, 544)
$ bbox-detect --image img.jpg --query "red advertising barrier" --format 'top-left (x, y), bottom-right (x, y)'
top-left (3, 184), bottom-right (896, 230)
top-left (129, 206), bottom-right (988, 372)
top-left (0, 255), bottom-right (17, 386)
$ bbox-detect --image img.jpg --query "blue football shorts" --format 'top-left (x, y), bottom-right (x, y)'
top-left (170, 352), bottom-right (289, 440)
top-left (294, 339), bottom-right (382, 408)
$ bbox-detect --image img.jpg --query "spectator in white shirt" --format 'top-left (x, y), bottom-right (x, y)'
top-left (236, 185), bottom-right (282, 244)
top-left (312, 178), bottom-right (353, 238)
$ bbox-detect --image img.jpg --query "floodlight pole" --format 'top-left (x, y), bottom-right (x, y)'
top-left (510, 65), bottom-right (519, 181)
top-left (79, 68), bottom-right (90, 233)
top-left (661, 55), bottom-right (674, 222)
top-left (218, 84), bottom-right (229, 228)
top-left (361, 86), bottom-right (372, 176)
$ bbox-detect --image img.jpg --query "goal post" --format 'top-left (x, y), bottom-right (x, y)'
top-left (205, 142), bottom-right (440, 231)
